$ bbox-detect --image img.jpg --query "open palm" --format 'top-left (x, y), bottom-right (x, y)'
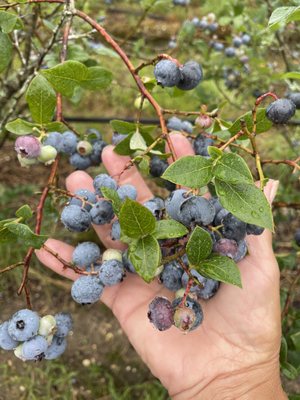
top-left (36, 134), bottom-right (283, 399)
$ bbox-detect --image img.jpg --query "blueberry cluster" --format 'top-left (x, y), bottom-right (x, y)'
top-left (15, 128), bottom-right (107, 170)
top-left (154, 60), bottom-right (203, 90)
top-left (0, 310), bottom-right (72, 361)
top-left (60, 174), bottom-right (137, 232)
top-left (70, 244), bottom-right (126, 304)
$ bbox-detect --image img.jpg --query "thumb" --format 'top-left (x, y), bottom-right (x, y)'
top-left (246, 179), bottom-right (279, 258)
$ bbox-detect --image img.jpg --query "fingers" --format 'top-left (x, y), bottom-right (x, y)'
top-left (35, 239), bottom-right (79, 281)
top-left (246, 179), bottom-right (279, 259)
top-left (166, 133), bottom-right (195, 163)
top-left (102, 145), bottom-right (153, 203)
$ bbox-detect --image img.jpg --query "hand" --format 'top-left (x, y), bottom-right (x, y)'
top-left (36, 134), bottom-right (286, 400)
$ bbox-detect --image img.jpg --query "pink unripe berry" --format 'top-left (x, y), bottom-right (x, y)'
top-left (195, 114), bottom-right (213, 129)
top-left (15, 135), bottom-right (41, 159)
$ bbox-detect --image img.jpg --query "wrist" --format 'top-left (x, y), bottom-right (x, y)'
top-left (171, 362), bottom-right (287, 400)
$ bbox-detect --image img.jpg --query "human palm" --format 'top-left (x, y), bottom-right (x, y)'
top-left (36, 134), bottom-right (282, 399)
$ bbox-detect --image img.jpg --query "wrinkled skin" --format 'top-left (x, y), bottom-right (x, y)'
top-left (36, 134), bottom-right (284, 399)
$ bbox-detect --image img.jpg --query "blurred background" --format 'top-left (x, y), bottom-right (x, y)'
top-left (0, 0), bottom-right (299, 398)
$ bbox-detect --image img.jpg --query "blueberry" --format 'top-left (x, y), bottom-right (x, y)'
top-left (294, 229), bottom-right (300, 246)
top-left (149, 156), bottom-right (168, 177)
top-left (71, 275), bottom-right (104, 304)
top-left (143, 197), bottom-right (164, 220)
top-left (61, 205), bottom-right (91, 232)
top-left (233, 239), bottom-right (248, 262)
top-left (15, 135), bottom-right (41, 159)
top-left (209, 197), bottom-right (223, 215)
top-left (21, 335), bottom-right (48, 361)
top-left (89, 140), bottom-right (107, 165)
top-left (165, 189), bottom-right (190, 220)
top-left (8, 309), bottom-right (40, 341)
top-left (177, 61), bottom-right (203, 91)
top-left (181, 120), bottom-right (193, 134)
top-left (89, 200), bottom-right (114, 225)
top-left (112, 132), bottom-right (127, 145)
top-left (172, 296), bottom-right (203, 331)
top-left (241, 33), bottom-right (251, 45)
top-left (233, 36), bottom-right (243, 48)
top-left (111, 220), bottom-right (121, 241)
top-left (99, 259), bottom-right (125, 286)
top-left (117, 184), bottom-right (137, 201)
top-left (196, 279), bottom-right (220, 300)
top-left (43, 132), bottom-right (63, 151)
top-left (45, 335), bottom-right (67, 360)
top-left (192, 17), bottom-right (200, 26)
top-left (214, 208), bottom-right (230, 226)
top-left (61, 131), bottom-right (78, 154)
top-left (225, 47), bottom-right (236, 57)
top-left (0, 322), bottom-right (19, 350)
top-left (287, 93), bottom-right (300, 109)
top-left (221, 213), bottom-right (247, 242)
top-left (173, 0), bottom-right (190, 5)
top-left (266, 99), bottom-right (296, 124)
top-left (86, 128), bottom-right (102, 141)
top-left (122, 250), bottom-right (136, 273)
top-left (54, 313), bottom-right (73, 337)
top-left (154, 60), bottom-right (181, 87)
top-left (181, 269), bottom-right (206, 293)
top-left (179, 196), bottom-right (216, 226)
top-left (213, 42), bottom-right (224, 51)
top-left (148, 297), bottom-right (174, 331)
top-left (93, 174), bottom-right (117, 196)
top-left (246, 223), bottom-right (264, 236)
top-left (167, 116), bottom-right (184, 131)
top-left (69, 189), bottom-right (97, 211)
top-left (198, 19), bottom-right (208, 30)
top-left (193, 135), bottom-right (214, 156)
top-left (72, 242), bottom-right (101, 269)
top-left (160, 261), bottom-right (183, 291)
top-left (69, 153), bottom-right (92, 170)
top-left (207, 22), bottom-right (218, 32)
top-left (214, 238), bottom-right (238, 259)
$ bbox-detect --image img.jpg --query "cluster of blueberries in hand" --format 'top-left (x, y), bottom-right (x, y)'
top-left (0, 310), bottom-right (72, 361)
top-left (61, 172), bottom-right (265, 332)
top-left (14, 128), bottom-right (107, 170)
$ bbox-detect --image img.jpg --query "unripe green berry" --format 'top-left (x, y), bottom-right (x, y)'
top-left (102, 248), bottom-right (123, 262)
top-left (38, 145), bottom-right (57, 165)
top-left (77, 140), bottom-right (93, 156)
top-left (38, 315), bottom-right (57, 337)
top-left (17, 154), bottom-right (37, 168)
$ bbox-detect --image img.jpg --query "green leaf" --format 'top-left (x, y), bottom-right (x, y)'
top-left (130, 130), bottom-right (147, 151)
top-left (15, 205), bottom-right (33, 221)
top-left (280, 337), bottom-right (288, 363)
top-left (213, 153), bottom-right (253, 184)
top-left (229, 108), bottom-right (272, 136)
top-left (162, 156), bottom-right (213, 188)
top-left (0, 11), bottom-right (23, 33)
top-left (119, 198), bottom-right (156, 239)
top-left (0, 218), bottom-right (17, 228)
top-left (101, 187), bottom-right (122, 215)
top-left (26, 75), bottom-right (56, 124)
top-left (44, 121), bottom-right (66, 132)
top-left (281, 361), bottom-right (299, 380)
top-left (291, 332), bottom-right (300, 351)
top-left (215, 179), bottom-right (274, 230)
top-left (268, 6), bottom-right (300, 30)
top-left (5, 223), bottom-right (47, 249)
top-left (129, 235), bottom-right (161, 282)
top-left (0, 228), bottom-right (18, 243)
top-left (207, 146), bottom-right (223, 159)
top-left (80, 66), bottom-right (112, 91)
top-left (196, 254), bottom-right (242, 288)
top-left (153, 219), bottom-right (188, 240)
top-left (0, 32), bottom-right (12, 73)
top-left (110, 120), bottom-right (136, 134)
top-left (186, 226), bottom-right (213, 265)
top-left (42, 60), bottom-right (88, 97)
top-left (113, 133), bottom-right (133, 155)
top-left (281, 72), bottom-right (300, 80)
top-left (5, 119), bottom-right (37, 135)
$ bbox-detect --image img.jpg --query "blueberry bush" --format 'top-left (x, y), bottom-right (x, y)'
top-left (0, 0), bottom-right (299, 398)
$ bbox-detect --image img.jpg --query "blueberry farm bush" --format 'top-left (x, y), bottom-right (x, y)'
top-left (0, 0), bottom-right (299, 397)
